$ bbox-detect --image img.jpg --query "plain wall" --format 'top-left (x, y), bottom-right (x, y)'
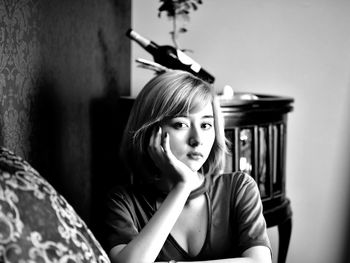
top-left (131, 0), bottom-right (350, 262)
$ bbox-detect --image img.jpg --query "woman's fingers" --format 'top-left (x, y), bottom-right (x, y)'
top-left (148, 126), bottom-right (165, 161)
top-left (162, 132), bottom-right (173, 159)
top-left (148, 127), bottom-right (155, 147)
top-left (155, 127), bottom-right (163, 153)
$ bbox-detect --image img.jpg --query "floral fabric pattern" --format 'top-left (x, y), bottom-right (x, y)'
top-left (0, 147), bottom-right (110, 262)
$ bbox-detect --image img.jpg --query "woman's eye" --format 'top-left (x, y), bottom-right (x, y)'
top-left (172, 122), bottom-right (188, 129)
top-left (201, 123), bottom-right (213, 130)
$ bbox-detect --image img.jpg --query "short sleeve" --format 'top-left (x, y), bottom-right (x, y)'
top-left (232, 173), bottom-right (271, 255)
top-left (104, 188), bottom-right (139, 252)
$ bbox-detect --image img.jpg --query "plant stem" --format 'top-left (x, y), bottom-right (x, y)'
top-left (172, 12), bottom-right (180, 49)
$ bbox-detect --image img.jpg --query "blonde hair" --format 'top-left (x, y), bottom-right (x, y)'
top-left (121, 70), bottom-right (227, 183)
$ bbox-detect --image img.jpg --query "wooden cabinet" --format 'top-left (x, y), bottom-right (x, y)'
top-left (220, 93), bottom-right (294, 263)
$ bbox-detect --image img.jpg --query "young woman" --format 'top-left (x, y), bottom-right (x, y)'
top-left (105, 70), bottom-right (272, 263)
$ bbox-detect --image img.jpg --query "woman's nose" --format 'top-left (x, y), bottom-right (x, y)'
top-left (189, 127), bottom-right (202, 147)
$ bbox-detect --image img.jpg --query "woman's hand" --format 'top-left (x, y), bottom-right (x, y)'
top-left (148, 126), bottom-right (200, 191)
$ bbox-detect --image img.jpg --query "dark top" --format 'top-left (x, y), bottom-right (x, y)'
top-left (105, 172), bottom-right (271, 261)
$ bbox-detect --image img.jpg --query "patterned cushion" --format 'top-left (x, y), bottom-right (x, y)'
top-left (0, 147), bottom-right (110, 262)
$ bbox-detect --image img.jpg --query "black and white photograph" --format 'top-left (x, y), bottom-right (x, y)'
top-left (0, 1), bottom-right (349, 263)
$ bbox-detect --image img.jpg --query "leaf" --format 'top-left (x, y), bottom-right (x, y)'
top-left (158, 0), bottom-right (176, 17)
top-left (158, 0), bottom-right (203, 18)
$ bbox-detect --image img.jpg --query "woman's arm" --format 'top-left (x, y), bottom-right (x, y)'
top-left (159, 246), bottom-right (271, 263)
top-left (109, 181), bottom-right (192, 263)
top-left (241, 246), bottom-right (272, 263)
top-left (109, 127), bottom-right (200, 263)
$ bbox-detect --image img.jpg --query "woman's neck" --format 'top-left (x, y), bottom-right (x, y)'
top-left (155, 172), bottom-right (205, 194)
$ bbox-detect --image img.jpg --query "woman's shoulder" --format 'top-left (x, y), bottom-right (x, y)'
top-left (211, 171), bottom-right (254, 186)
top-left (107, 184), bottom-right (134, 203)
top-left (108, 183), bottom-right (157, 206)
top-left (209, 171), bottom-right (257, 196)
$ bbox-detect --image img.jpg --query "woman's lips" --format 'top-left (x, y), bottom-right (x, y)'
top-left (187, 152), bottom-right (203, 160)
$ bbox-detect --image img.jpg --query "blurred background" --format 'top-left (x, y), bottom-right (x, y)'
top-left (0, 0), bottom-right (349, 262)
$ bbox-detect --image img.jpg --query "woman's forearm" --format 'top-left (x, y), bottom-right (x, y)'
top-left (110, 182), bottom-right (192, 263)
top-left (169, 260), bottom-right (255, 263)
top-left (155, 246), bottom-right (271, 263)
top-left (157, 257), bottom-right (268, 263)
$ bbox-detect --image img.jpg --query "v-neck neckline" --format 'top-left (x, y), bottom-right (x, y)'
top-left (167, 192), bottom-right (212, 259)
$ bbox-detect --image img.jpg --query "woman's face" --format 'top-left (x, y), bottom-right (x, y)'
top-left (161, 102), bottom-right (216, 172)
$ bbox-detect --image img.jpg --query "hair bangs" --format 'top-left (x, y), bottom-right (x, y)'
top-left (188, 89), bottom-right (212, 113)
top-left (161, 80), bottom-right (213, 119)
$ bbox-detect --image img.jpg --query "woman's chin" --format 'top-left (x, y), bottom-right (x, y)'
top-left (184, 161), bottom-right (204, 173)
